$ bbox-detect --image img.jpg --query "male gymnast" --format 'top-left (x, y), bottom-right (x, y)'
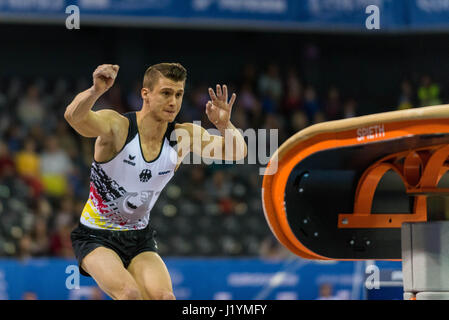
top-left (65, 63), bottom-right (247, 300)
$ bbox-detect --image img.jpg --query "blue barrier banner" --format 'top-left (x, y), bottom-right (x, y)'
top-left (408, 0), bottom-right (449, 29)
top-left (0, 0), bottom-right (447, 32)
top-left (0, 258), bottom-right (402, 300)
top-left (0, 0), bottom-right (294, 19)
top-left (297, 0), bottom-right (407, 31)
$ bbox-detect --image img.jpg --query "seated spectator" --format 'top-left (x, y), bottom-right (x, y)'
top-left (205, 170), bottom-right (234, 215)
top-left (55, 120), bottom-right (78, 158)
top-left (259, 63), bottom-right (283, 114)
top-left (53, 197), bottom-right (76, 231)
top-left (4, 125), bottom-right (23, 153)
top-left (35, 197), bottom-right (53, 221)
top-left (40, 136), bottom-right (73, 198)
top-left (281, 70), bottom-right (303, 116)
top-left (17, 234), bottom-right (33, 260)
top-left (17, 85), bottom-right (45, 129)
top-left (303, 85), bottom-right (320, 122)
top-left (258, 63), bottom-right (283, 104)
top-left (0, 165), bottom-right (26, 206)
top-left (28, 124), bottom-right (46, 152)
top-left (184, 165), bottom-right (208, 204)
top-left (260, 95), bottom-right (277, 114)
top-left (14, 139), bottom-right (43, 198)
top-left (15, 139), bottom-right (40, 178)
top-left (238, 82), bottom-right (260, 117)
top-left (50, 224), bottom-right (75, 258)
top-left (418, 75), bottom-right (441, 107)
top-left (29, 217), bottom-right (50, 256)
top-left (398, 80), bottom-right (415, 110)
top-left (324, 86), bottom-right (342, 120)
top-left (0, 141), bottom-right (15, 178)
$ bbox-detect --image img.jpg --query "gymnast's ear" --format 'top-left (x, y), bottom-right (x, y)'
top-left (141, 87), bottom-right (150, 102)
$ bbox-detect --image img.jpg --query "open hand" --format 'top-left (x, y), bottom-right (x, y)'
top-left (206, 84), bottom-right (237, 129)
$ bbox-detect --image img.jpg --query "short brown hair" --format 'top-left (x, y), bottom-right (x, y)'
top-left (143, 63), bottom-right (187, 90)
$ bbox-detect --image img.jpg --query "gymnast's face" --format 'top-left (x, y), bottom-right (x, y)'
top-left (141, 75), bottom-right (185, 122)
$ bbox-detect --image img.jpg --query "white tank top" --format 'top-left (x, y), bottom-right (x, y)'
top-left (80, 112), bottom-right (178, 231)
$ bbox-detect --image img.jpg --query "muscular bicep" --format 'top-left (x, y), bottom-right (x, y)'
top-left (66, 109), bottom-right (122, 139)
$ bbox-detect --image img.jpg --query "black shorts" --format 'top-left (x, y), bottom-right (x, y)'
top-left (71, 223), bottom-right (158, 277)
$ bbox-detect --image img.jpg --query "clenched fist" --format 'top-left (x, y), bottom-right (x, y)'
top-left (92, 64), bottom-right (119, 95)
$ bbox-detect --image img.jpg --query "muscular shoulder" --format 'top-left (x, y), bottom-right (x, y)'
top-left (95, 109), bottom-right (129, 153)
top-left (96, 110), bottom-right (128, 139)
top-left (97, 109), bottom-right (128, 130)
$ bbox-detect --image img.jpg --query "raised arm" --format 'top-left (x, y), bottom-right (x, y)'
top-left (64, 64), bottom-right (126, 140)
top-left (176, 84), bottom-right (247, 161)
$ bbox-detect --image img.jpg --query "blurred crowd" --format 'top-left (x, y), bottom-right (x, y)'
top-left (0, 62), bottom-right (445, 259)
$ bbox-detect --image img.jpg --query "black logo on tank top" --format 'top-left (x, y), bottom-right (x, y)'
top-left (139, 169), bottom-right (152, 182)
top-left (123, 154), bottom-right (136, 166)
